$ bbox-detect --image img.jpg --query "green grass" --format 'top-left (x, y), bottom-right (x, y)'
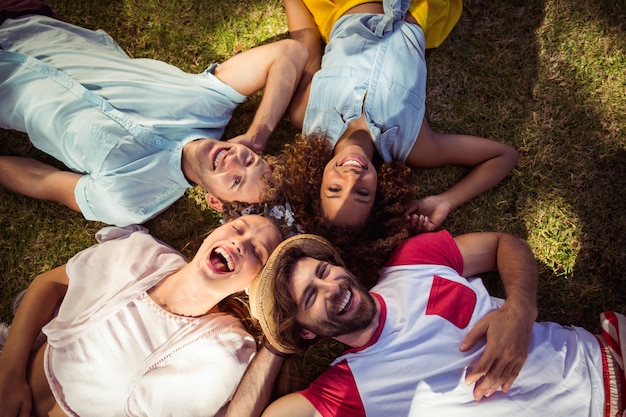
top-left (1, 0), bottom-right (625, 387)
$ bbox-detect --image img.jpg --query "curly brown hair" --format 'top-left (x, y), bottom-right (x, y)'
top-left (224, 133), bottom-right (418, 287)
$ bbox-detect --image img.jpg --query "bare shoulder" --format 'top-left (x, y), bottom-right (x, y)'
top-left (263, 392), bottom-right (320, 417)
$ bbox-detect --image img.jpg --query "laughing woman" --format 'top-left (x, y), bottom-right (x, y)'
top-left (282, 0), bottom-right (519, 232)
top-left (0, 215), bottom-right (284, 417)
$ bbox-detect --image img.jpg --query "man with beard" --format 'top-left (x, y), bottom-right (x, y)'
top-left (225, 232), bottom-right (624, 417)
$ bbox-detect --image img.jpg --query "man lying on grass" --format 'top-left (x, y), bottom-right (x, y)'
top-left (0, 0), bottom-right (307, 226)
top-left (226, 231), bottom-right (623, 417)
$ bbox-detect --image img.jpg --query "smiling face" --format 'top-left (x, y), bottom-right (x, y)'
top-left (191, 215), bottom-right (282, 295)
top-left (288, 256), bottom-right (377, 338)
top-left (190, 139), bottom-right (271, 210)
top-left (320, 145), bottom-right (377, 228)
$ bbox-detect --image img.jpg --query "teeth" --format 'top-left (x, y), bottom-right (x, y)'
top-left (214, 150), bottom-right (227, 169)
top-left (338, 290), bottom-right (351, 314)
top-left (214, 247), bottom-right (234, 272)
top-left (340, 159), bottom-right (363, 168)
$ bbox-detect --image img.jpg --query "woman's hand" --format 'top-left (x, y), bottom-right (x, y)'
top-left (404, 195), bottom-right (452, 233)
top-left (0, 362), bottom-right (32, 417)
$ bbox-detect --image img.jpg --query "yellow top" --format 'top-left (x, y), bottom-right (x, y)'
top-left (303, 0), bottom-right (462, 49)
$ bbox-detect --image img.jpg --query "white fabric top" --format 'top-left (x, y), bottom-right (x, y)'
top-left (42, 226), bottom-right (256, 417)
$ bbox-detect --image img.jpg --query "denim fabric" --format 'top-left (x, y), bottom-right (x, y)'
top-left (302, 3), bottom-right (426, 163)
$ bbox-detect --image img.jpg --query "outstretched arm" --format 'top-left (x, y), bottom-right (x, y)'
top-left (215, 39), bottom-right (308, 153)
top-left (0, 156), bottom-right (81, 212)
top-left (225, 337), bottom-right (319, 417)
top-left (0, 265), bottom-right (69, 417)
top-left (453, 232), bottom-right (537, 401)
top-left (282, 0), bottom-right (323, 129)
top-left (405, 119), bottom-right (519, 231)
top-left (224, 343), bottom-right (286, 417)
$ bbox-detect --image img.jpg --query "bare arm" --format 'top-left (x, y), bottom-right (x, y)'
top-left (0, 156), bottom-right (81, 212)
top-left (453, 232), bottom-right (537, 401)
top-left (405, 120), bottom-right (519, 231)
top-left (225, 337), bottom-right (320, 417)
top-left (0, 266), bottom-right (69, 417)
top-left (224, 346), bottom-right (286, 417)
top-left (282, 0), bottom-right (323, 129)
top-left (215, 39), bottom-right (308, 153)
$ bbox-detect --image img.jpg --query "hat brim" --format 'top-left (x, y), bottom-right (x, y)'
top-left (249, 234), bottom-right (342, 354)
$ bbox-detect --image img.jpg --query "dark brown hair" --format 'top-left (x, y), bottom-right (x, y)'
top-left (269, 243), bottom-right (346, 352)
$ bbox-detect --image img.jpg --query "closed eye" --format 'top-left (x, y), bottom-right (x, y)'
top-left (303, 285), bottom-right (315, 310)
top-left (317, 262), bottom-right (329, 279)
top-left (252, 245), bottom-right (263, 262)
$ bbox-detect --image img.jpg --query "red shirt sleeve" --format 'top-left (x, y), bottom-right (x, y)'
top-left (299, 360), bottom-right (366, 417)
top-left (384, 230), bottom-right (463, 274)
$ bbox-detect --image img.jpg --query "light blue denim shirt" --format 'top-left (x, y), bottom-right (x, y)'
top-left (302, 4), bottom-right (427, 163)
top-left (0, 16), bottom-right (246, 226)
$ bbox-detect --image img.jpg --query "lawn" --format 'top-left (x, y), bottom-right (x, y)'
top-left (1, 0), bottom-right (625, 389)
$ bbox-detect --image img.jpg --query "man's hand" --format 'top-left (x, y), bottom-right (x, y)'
top-left (227, 133), bottom-right (266, 154)
top-left (215, 38), bottom-right (307, 156)
top-left (460, 303), bottom-right (534, 401)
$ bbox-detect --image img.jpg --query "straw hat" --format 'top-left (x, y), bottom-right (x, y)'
top-left (248, 234), bottom-right (344, 354)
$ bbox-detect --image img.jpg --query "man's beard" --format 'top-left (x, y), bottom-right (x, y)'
top-left (306, 275), bottom-right (377, 338)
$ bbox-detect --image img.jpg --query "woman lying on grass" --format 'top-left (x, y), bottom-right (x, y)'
top-left (0, 215), bottom-right (285, 417)
top-left (281, 0), bottom-right (519, 232)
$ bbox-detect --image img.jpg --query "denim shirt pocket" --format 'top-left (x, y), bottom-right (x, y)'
top-left (304, 66), bottom-right (365, 138)
top-left (84, 124), bottom-right (119, 176)
top-left (56, 118), bottom-right (118, 176)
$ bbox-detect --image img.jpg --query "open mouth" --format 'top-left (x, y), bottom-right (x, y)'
top-left (213, 149), bottom-right (228, 170)
top-left (337, 289), bottom-right (353, 315)
top-left (337, 155), bottom-right (367, 170)
top-left (210, 247), bottom-right (235, 273)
